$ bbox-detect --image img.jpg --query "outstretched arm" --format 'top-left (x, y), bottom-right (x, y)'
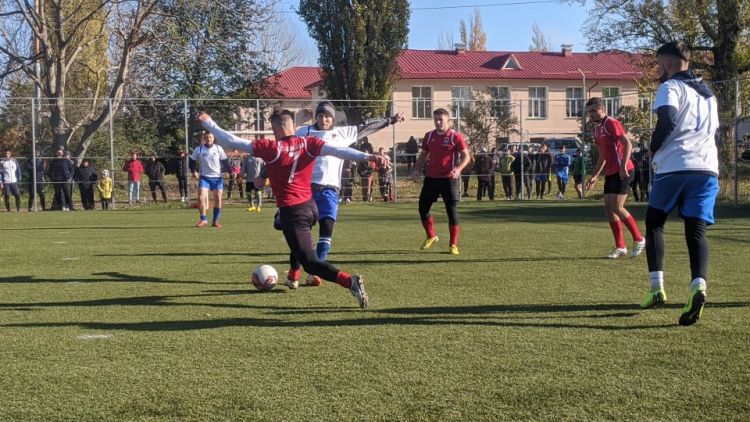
top-left (356, 112), bottom-right (406, 140)
top-left (320, 143), bottom-right (389, 168)
top-left (198, 112), bottom-right (254, 154)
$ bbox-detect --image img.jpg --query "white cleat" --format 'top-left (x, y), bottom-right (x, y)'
top-left (285, 279), bottom-right (298, 290)
top-left (350, 274), bottom-right (369, 309)
top-left (630, 239), bottom-right (646, 258)
top-left (606, 247), bottom-right (628, 259)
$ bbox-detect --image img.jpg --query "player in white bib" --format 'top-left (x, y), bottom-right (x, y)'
top-left (294, 101), bottom-right (404, 287)
top-left (191, 131), bottom-right (228, 228)
top-left (641, 42), bottom-right (720, 326)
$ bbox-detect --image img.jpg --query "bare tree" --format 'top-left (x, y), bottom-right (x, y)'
top-left (529, 22), bottom-right (551, 52)
top-left (437, 30), bottom-right (455, 50)
top-left (0, 0), bottom-right (159, 163)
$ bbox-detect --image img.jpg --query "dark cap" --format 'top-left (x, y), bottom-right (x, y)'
top-left (315, 101), bottom-right (335, 119)
top-left (656, 41), bottom-right (690, 62)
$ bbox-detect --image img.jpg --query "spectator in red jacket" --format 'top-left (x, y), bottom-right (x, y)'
top-left (122, 151), bottom-right (144, 206)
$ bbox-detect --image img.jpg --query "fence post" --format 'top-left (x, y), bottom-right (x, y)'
top-left (108, 98), bottom-right (116, 208)
top-left (519, 100), bottom-right (525, 200)
top-left (31, 97), bottom-right (38, 212)
top-left (184, 99), bottom-right (190, 201)
top-left (735, 79), bottom-right (740, 206)
top-left (392, 99), bottom-right (397, 203)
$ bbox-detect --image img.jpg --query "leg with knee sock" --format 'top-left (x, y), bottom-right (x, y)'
top-left (316, 217), bottom-right (335, 261)
top-left (684, 217), bottom-right (709, 282)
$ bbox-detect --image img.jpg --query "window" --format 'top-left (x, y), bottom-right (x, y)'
top-left (528, 87), bottom-right (547, 118)
top-left (411, 86), bottom-right (432, 119)
top-left (566, 87), bottom-right (584, 118)
top-left (638, 95), bottom-right (651, 112)
top-left (602, 87), bottom-right (620, 116)
top-left (502, 55), bottom-right (521, 70)
top-left (451, 86), bottom-right (473, 121)
top-left (490, 86), bottom-right (512, 117)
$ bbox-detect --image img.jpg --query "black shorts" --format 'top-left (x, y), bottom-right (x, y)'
top-left (278, 199), bottom-right (318, 232)
top-left (603, 173), bottom-right (634, 195)
top-left (245, 180), bottom-right (260, 193)
top-left (573, 174), bottom-right (584, 185)
top-left (420, 177), bottom-right (460, 203)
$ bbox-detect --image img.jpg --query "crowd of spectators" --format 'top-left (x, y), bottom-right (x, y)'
top-left (0, 139), bottom-right (652, 212)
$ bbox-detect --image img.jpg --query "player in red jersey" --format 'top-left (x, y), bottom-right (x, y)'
top-left (584, 97), bottom-right (645, 259)
top-left (411, 108), bottom-right (471, 255)
top-left (198, 109), bottom-right (388, 308)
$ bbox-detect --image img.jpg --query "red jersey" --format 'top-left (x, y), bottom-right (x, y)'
top-left (594, 116), bottom-right (634, 176)
top-left (421, 129), bottom-right (468, 178)
top-left (252, 136), bottom-right (325, 208)
top-left (122, 159), bottom-right (144, 182)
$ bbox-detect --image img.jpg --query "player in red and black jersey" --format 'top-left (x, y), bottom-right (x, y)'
top-left (199, 109), bottom-right (388, 308)
top-left (584, 97), bottom-right (645, 259)
top-left (411, 108), bottom-right (471, 255)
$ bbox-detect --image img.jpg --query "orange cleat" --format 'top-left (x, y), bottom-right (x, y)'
top-left (305, 274), bottom-right (323, 287)
top-left (196, 220), bottom-right (208, 228)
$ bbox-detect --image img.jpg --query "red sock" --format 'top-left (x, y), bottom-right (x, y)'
top-left (609, 220), bottom-right (626, 249)
top-left (449, 224), bottom-right (460, 246)
top-left (623, 215), bottom-right (643, 242)
top-left (288, 268), bottom-right (301, 281)
top-left (422, 216), bottom-right (436, 238)
top-left (335, 271), bottom-right (352, 289)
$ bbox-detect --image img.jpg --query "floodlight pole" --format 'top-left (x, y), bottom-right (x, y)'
top-left (392, 97), bottom-right (398, 203)
top-left (184, 99), bottom-right (190, 201)
top-left (31, 97), bottom-right (38, 211)
top-left (735, 79), bottom-right (740, 207)
top-left (109, 98), bottom-right (116, 208)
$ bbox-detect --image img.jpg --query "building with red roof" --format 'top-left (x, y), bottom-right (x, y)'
top-left (258, 46), bottom-right (648, 149)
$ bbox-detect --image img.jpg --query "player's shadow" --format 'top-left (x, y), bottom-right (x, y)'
top-left (0, 272), bottom-right (241, 285)
top-left (0, 225), bottom-right (188, 231)
top-left (3, 301), bottom-right (747, 332)
top-left (94, 252), bottom-right (288, 258)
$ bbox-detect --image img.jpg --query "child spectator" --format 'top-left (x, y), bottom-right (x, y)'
top-left (98, 169), bottom-right (113, 210)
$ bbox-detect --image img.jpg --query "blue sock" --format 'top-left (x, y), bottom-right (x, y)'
top-left (200, 214), bottom-right (208, 221)
top-left (212, 207), bottom-right (221, 222)
top-left (316, 237), bottom-right (332, 261)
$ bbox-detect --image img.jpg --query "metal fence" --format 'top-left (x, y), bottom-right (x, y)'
top-left (0, 83), bottom-right (748, 211)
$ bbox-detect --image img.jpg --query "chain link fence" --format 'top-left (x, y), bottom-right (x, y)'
top-left (0, 83), bottom-right (748, 211)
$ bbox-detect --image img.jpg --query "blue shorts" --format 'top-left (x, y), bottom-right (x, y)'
top-left (535, 174), bottom-right (549, 182)
top-left (199, 176), bottom-right (224, 191)
top-left (649, 173), bottom-right (719, 224)
top-left (556, 174), bottom-right (569, 184)
top-left (313, 188), bottom-right (339, 221)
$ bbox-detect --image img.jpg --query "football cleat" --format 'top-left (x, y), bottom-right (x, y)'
top-left (679, 287), bottom-right (706, 326)
top-left (630, 239), bottom-right (646, 258)
top-left (606, 247), bottom-right (628, 259)
top-left (195, 220), bottom-right (208, 228)
top-left (305, 274), bottom-right (323, 287)
top-left (420, 236), bottom-right (439, 250)
top-left (212, 222), bottom-right (221, 228)
top-left (285, 279), bottom-right (299, 290)
top-left (350, 274), bottom-right (368, 309)
top-left (449, 244), bottom-right (460, 255)
top-left (640, 288), bottom-right (667, 309)
top-left (246, 206), bottom-right (256, 213)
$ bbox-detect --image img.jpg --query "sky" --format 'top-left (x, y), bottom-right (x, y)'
top-left (277, 0), bottom-right (591, 66)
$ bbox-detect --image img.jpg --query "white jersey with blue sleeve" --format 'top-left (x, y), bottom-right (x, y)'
top-left (652, 79), bottom-right (719, 176)
top-left (191, 143), bottom-right (227, 178)
top-left (296, 125), bottom-right (358, 188)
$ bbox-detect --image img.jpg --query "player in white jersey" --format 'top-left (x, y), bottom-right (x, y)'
top-left (191, 131), bottom-right (228, 228)
top-left (640, 41), bottom-right (720, 326)
top-left (1, 149), bottom-right (22, 212)
top-left (294, 101), bottom-right (404, 286)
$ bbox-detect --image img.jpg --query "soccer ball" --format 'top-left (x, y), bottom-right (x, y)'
top-left (252, 265), bottom-right (278, 291)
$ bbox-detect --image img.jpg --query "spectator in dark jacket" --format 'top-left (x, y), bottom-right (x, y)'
top-left (26, 151), bottom-right (47, 211)
top-left (405, 136), bottom-right (419, 172)
top-left (512, 147), bottom-right (532, 200)
top-left (74, 159), bottom-right (97, 210)
top-left (47, 148), bottom-right (75, 211)
top-left (340, 160), bottom-right (356, 204)
top-left (145, 154), bottom-right (167, 203)
top-left (535, 144), bottom-right (553, 199)
top-left (474, 149), bottom-right (495, 201)
top-left (176, 150), bottom-right (191, 202)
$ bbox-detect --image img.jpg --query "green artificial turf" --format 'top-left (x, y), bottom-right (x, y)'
top-left (0, 201), bottom-right (748, 421)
